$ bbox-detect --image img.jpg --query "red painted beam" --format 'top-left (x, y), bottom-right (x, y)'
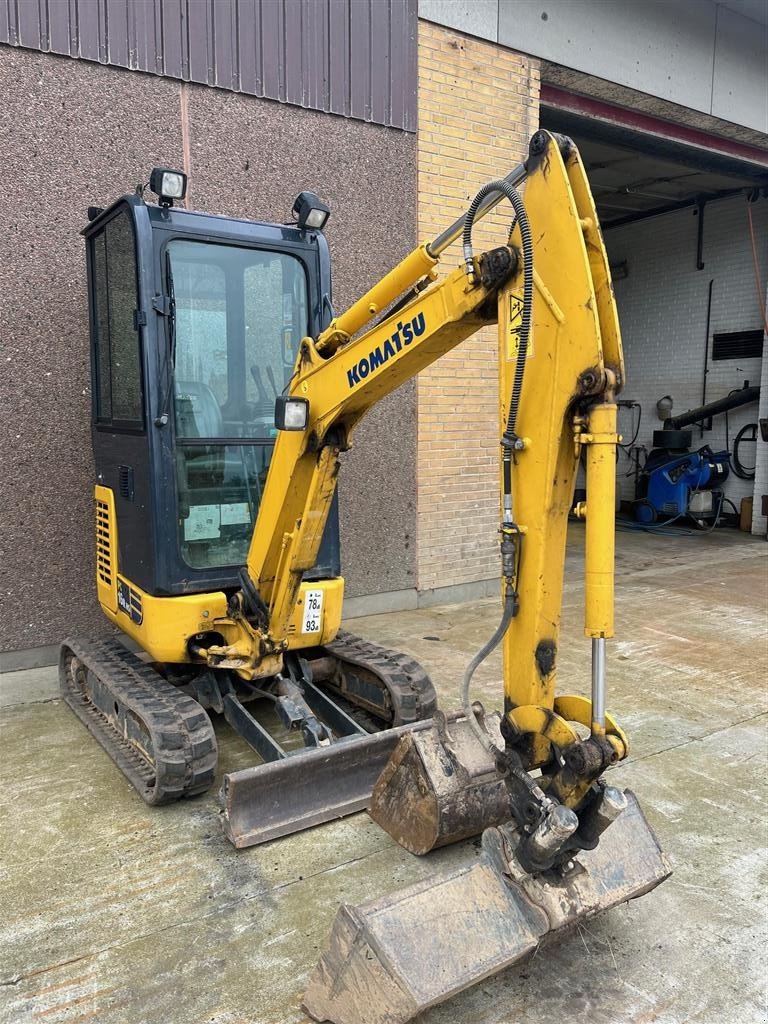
top-left (540, 84), bottom-right (768, 170)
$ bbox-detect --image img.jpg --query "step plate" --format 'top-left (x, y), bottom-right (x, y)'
top-left (303, 791), bottom-right (670, 1024)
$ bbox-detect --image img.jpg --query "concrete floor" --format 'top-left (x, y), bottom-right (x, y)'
top-left (1, 526), bottom-right (766, 1024)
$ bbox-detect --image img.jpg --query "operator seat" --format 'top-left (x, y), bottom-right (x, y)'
top-left (174, 380), bottom-right (224, 439)
top-left (174, 381), bottom-right (225, 490)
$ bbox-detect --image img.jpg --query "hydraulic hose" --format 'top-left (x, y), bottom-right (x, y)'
top-left (462, 178), bottom-right (534, 470)
top-left (732, 422), bottom-right (757, 480)
top-left (459, 179), bottom-right (534, 749)
top-left (460, 589), bottom-right (517, 756)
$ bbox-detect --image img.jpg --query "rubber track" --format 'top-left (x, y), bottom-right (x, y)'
top-left (321, 629), bottom-right (437, 728)
top-left (60, 638), bottom-right (217, 806)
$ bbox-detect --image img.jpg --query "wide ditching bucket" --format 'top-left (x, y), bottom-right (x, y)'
top-left (303, 790), bottom-right (670, 1024)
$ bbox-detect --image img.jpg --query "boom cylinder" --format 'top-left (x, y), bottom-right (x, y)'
top-left (317, 244), bottom-right (438, 350)
top-left (316, 160), bottom-right (530, 353)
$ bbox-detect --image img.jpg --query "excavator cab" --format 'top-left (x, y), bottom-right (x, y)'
top-left (81, 183), bottom-right (340, 602)
top-left (63, 173), bottom-right (437, 825)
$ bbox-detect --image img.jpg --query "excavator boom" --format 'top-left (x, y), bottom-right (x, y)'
top-left (302, 131), bottom-right (669, 1023)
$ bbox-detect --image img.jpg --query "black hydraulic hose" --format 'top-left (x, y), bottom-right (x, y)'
top-left (618, 402), bottom-right (642, 450)
top-left (732, 422), bottom-right (758, 480)
top-left (462, 179), bottom-right (534, 466)
top-left (460, 590), bottom-right (516, 756)
top-left (459, 179), bottom-right (534, 746)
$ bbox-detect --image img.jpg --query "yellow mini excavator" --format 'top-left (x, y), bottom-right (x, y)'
top-left (63, 131), bottom-right (669, 1024)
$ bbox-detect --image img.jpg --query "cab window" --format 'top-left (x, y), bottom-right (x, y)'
top-left (167, 240), bottom-right (308, 569)
top-left (89, 210), bottom-right (143, 428)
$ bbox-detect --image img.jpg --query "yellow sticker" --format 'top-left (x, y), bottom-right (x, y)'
top-left (507, 292), bottom-right (533, 361)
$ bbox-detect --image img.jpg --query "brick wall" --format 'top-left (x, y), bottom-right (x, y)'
top-left (604, 197), bottom-right (768, 525)
top-left (416, 21), bottom-right (540, 593)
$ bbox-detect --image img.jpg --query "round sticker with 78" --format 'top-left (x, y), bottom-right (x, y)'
top-left (302, 590), bottom-right (324, 633)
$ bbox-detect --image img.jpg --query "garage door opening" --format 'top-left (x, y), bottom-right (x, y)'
top-left (540, 89), bottom-right (768, 536)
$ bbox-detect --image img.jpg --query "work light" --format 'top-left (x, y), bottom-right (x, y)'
top-left (275, 395), bottom-right (309, 431)
top-left (149, 167), bottom-right (188, 206)
top-left (292, 191), bottom-right (330, 231)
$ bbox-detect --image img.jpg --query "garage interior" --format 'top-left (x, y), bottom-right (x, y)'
top-left (540, 92), bottom-right (768, 536)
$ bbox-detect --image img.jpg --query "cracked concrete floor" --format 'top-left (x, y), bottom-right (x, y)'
top-left (1, 526), bottom-right (766, 1024)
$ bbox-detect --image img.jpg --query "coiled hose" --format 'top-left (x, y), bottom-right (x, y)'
top-left (459, 179), bottom-right (534, 755)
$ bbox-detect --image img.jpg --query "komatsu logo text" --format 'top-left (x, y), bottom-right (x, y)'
top-left (347, 313), bottom-right (426, 389)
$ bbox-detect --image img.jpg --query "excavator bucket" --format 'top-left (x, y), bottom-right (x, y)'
top-left (368, 711), bottom-right (512, 854)
top-left (303, 790), bottom-right (670, 1024)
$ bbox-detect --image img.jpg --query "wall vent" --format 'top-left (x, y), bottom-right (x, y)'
top-left (712, 329), bottom-right (764, 361)
top-left (118, 465), bottom-right (134, 502)
top-left (95, 500), bottom-right (113, 587)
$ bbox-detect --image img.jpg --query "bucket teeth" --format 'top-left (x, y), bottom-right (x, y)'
top-left (303, 790), bottom-right (670, 1024)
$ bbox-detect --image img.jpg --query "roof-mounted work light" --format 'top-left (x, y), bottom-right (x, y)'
top-left (292, 191), bottom-right (330, 231)
top-left (149, 167), bottom-right (188, 207)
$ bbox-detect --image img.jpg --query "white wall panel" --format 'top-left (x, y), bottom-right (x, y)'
top-left (605, 196), bottom-right (768, 522)
top-left (419, 0), bottom-right (498, 40)
top-left (712, 7), bottom-right (768, 133)
top-left (498, 0), bottom-right (717, 114)
top-left (420, 0), bottom-right (768, 134)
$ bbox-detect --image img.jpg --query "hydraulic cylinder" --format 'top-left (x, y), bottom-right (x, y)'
top-left (584, 401), bottom-right (618, 737)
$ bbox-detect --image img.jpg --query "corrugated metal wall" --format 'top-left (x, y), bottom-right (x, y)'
top-left (0, 0), bottom-right (417, 131)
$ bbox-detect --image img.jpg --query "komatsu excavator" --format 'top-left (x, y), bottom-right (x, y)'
top-left (63, 131), bottom-right (669, 1024)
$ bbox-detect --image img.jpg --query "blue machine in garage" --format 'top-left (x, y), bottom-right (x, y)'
top-left (634, 430), bottom-right (730, 525)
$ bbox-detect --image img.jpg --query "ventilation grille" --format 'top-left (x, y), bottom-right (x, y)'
top-left (96, 500), bottom-right (113, 587)
top-left (712, 329), bottom-right (763, 361)
top-left (118, 465), bottom-right (134, 501)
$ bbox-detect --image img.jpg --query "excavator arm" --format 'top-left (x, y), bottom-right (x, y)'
top-left (218, 130), bottom-right (629, 805)
top-left (302, 131), bottom-right (670, 1024)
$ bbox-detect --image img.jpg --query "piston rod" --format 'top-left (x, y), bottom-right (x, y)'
top-left (428, 161), bottom-right (528, 257)
top-left (591, 637), bottom-right (606, 736)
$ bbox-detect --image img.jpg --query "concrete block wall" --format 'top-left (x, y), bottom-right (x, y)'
top-left (0, 45), bottom-right (418, 657)
top-left (416, 20), bottom-right (539, 594)
top-left (604, 196), bottom-right (768, 525)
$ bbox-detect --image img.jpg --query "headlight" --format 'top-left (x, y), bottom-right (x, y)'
top-left (275, 396), bottom-right (309, 431)
top-left (292, 191), bottom-right (330, 231)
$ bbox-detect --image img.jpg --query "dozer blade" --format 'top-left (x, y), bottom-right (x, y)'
top-left (221, 716), bottom-right (459, 848)
top-left (303, 791), bottom-right (670, 1024)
